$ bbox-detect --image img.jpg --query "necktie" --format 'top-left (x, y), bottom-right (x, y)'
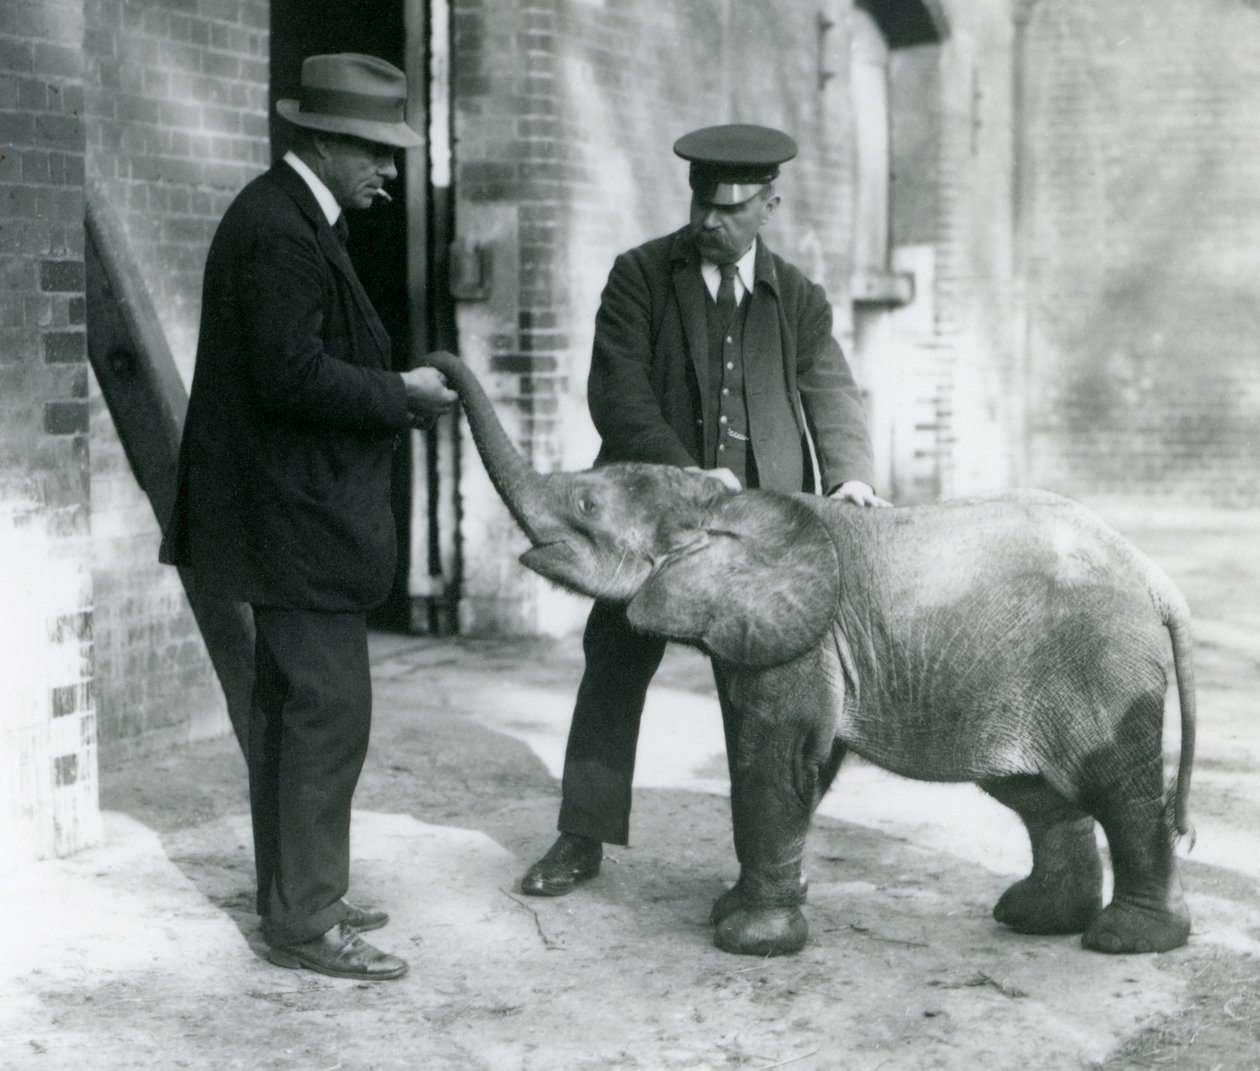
top-left (716, 261), bottom-right (738, 326)
top-left (335, 214), bottom-right (349, 245)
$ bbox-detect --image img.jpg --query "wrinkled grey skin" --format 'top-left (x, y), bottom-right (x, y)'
top-left (426, 351), bottom-right (1196, 958)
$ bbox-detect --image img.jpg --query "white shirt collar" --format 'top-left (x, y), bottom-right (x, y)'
top-left (283, 150), bottom-right (342, 227)
top-left (701, 239), bottom-right (758, 303)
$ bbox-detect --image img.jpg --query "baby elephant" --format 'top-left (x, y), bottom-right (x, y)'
top-left (426, 350), bottom-right (1196, 957)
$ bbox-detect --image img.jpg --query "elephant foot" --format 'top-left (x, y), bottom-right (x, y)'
top-left (714, 906), bottom-right (808, 957)
top-left (1081, 896), bottom-right (1191, 954)
top-left (993, 875), bottom-right (1102, 936)
top-left (710, 874), bottom-right (809, 928)
top-left (710, 884), bottom-right (745, 928)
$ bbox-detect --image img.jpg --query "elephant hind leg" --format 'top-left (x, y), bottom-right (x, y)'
top-left (1083, 824), bottom-right (1189, 954)
top-left (981, 775), bottom-right (1103, 936)
top-left (1077, 700), bottom-right (1191, 954)
top-left (816, 738), bottom-right (848, 799)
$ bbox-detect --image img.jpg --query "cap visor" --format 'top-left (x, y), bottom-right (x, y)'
top-left (694, 182), bottom-right (769, 207)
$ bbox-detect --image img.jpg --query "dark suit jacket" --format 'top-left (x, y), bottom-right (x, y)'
top-left (588, 227), bottom-right (873, 494)
top-left (160, 161), bottom-right (411, 610)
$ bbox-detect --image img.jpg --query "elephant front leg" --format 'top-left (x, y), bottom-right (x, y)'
top-left (712, 777), bottom-right (811, 956)
top-left (709, 668), bottom-right (831, 956)
top-left (710, 735), bottom-right (840, 929)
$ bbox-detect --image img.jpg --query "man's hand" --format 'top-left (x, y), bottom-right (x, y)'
top-left (400, 366), bottom-right (458, 425)
top-left (829, 480), bottom-right (892, 508)
top-left (685, 466), bottom-right (742, 492)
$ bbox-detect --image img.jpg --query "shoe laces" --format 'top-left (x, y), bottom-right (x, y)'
top-left (336, 920), bottom-right (366, 947)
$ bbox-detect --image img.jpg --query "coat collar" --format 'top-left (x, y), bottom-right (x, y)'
top-left (266, 162), bottom-right (389, 360)
top-left (282, 150), bottom-right (341, 227)
top-left (268, 159), bottom-right (328, 232)
top-left (751, 233), bottom-right (780, 296)
top-left (668, 229), bottom-right (712, 407)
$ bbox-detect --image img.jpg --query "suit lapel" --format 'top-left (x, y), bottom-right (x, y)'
top-left (270, 163), bottom-right (391, 363)
top-left (745, 238), bottom-right (785, 404)
top-left (669, 231), bottom-right (710, 412)
top-left (317, 225), bottom-right (391, 361)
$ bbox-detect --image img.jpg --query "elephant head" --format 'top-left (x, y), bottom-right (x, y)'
top-left (423, 351), bottom-right (840, 667)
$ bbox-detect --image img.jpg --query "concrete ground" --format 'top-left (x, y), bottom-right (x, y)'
top-left (3, 506), bottom-right (1259, 1071)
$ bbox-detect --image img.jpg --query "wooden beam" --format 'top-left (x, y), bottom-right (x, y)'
top-left (84, 171), bottom-right (254, 754)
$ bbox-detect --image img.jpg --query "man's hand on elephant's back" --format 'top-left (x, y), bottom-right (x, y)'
top-left (829, 480), bottom-right (892, 508)
top-left (685, 466), bottom-right (742, 492)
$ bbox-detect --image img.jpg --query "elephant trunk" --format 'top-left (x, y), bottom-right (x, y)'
top-left (421, 350), bottom-right (548, 546)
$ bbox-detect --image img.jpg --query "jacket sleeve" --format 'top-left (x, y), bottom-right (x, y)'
top-left (238, 226), bottom-right (411, 432)
top-left (587, 251), bottom-right (696, 467)
top-left (794, 280), bottom-right (875, 492)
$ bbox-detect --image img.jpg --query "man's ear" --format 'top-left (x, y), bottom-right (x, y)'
top-left (626, 492), bottom-right (839, 668)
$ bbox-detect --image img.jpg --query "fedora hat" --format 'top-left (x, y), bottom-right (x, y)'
top-left (277, 53), bottom-right (423, 149)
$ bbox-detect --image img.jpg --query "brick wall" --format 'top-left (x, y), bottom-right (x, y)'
top-left (450, 0), bottom-right (866, 633)
top-left (1021, 0), bottom-right (1260, 504)
top-left (0, 0), bottom-right (101, 858)
top-left (84, 0), bottom-right (270, 377)
top-left (925, 0), bottom-right (1020, 498)
top-left (81, 0), bottom-right (269, 762)
top-left (840, 0), bottom-right (1020, 505)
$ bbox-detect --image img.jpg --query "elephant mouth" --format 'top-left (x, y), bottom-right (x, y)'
top-left (519, 541), bottom-right (578, 583)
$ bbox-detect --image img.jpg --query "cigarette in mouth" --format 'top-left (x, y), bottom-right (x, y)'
top-left (373, 188), bottom-right (393, 204)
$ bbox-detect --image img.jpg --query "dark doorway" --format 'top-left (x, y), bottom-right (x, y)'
top-left (269, 0), bottom-right (442, 632)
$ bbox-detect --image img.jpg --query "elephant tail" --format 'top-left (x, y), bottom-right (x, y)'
top-left (1163, 596), bottom-right (1197, 847)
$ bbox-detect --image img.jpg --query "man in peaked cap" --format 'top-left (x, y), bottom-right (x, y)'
top-left (161, 54), bottom-right (457, 980)
top-left (519, 123), bottom-right (888, 900)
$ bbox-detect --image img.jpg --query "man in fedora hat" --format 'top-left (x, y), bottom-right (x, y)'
top-left (161, 53), bottom-right (457, 980)
top-left (519, 123), bottom-right (889, 900)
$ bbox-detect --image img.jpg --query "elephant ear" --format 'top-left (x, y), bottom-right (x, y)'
top-left (626, 491), bottom-right (840, 668)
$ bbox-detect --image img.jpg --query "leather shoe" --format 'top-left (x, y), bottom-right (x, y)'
top-left (341, 899), bottom-right (388, 932)
top-left (520, 833), bottom-right (602, 896)
top-left (267, 921), bottom-right (408, 981)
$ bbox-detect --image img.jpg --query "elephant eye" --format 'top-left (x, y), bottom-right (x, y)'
top-left (576, 495), bottom-right (598, 516)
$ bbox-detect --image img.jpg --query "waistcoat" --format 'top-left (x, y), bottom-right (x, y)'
top-left (706, 291), bottom-right (758, 488)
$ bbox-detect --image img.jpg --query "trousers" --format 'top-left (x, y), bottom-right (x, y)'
top-left (557, 600), bottom-right (741, 846)
top-left (249, 606), bottom-right (370, 946)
